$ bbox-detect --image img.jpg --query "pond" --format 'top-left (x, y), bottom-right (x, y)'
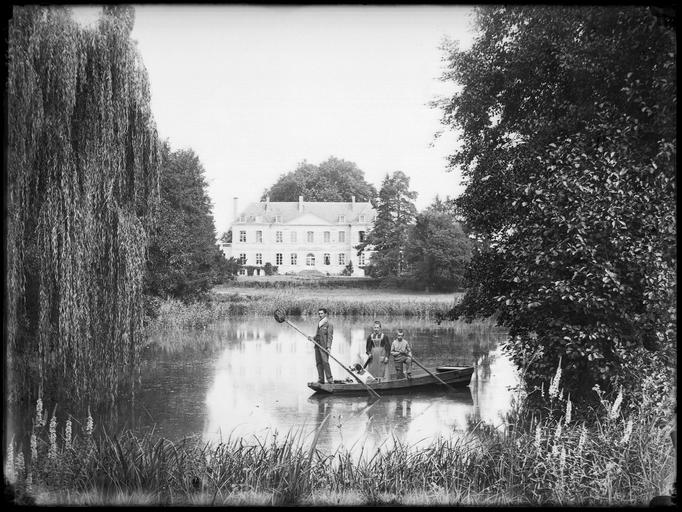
top-left (8, 316), bottom-right (518, 456)
top-left (129, 316), bottom-right (516, 453)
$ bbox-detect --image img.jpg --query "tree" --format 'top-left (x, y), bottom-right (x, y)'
top-left (341, 260), bottom-right (354, 276)
top-left (359, 171), bottom-right (417, 278)
top-left (145, 143), bottom-right (233, 300)
top-left (262, 156), bottom-right (377, 202)
top-left (405, 207), bottom-right (472, 292)
top-left (437, 6), bottom-right (676, 405)
top-left (220, 230), bottom-right (232, 244)
top-left (6, 6), bottom-right (160, 405)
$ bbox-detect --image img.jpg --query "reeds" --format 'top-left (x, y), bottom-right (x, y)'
top-left (149, 292), bottom-right (458, 329)
top-left (6, 390), bottom-right (675, 506)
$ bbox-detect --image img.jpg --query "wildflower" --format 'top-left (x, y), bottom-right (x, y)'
top-left (65, 417), bottom-right (72, 450)
top-left (30, 433), bottom-right (37, 463)
top-left (534, 424), bottom-right (542, 450)
top-left (621, 419), bottom-right (633, 445)
top-left (554, 420), bottom-right (563, 443)
top-left (609, 387), bottom-right (623, 420)
top-left (559, 446), bottom-right (566, 473)
top-left (48, 414), bottom-right (57, 460)
top-left (565, 395), bottom-right (572, 425)
top-left (35, 397), bottom-right (43, 427)
top-left (15, 451), bottom-right (25, 480)
top-left (549, 357), bottom-right (562, 399)
top-left (5, 441), bottom-right (15, 483)
top-left (85, 407), bottom-right (94, 437)
top-left (577, 425), bottom-right (587, 455)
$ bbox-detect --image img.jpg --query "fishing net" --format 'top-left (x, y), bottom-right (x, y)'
top-left (273, 308), bottom-right (287, 323)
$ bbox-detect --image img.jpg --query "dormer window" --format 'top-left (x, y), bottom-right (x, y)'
top-left (239, 215), bottom-right (245, 223)
top-left (359, 215), bottom-right (366, 223)
top-left (338, 215), bottom-right (346, 223)
top-left (275, 215), bottom-right (282, 223)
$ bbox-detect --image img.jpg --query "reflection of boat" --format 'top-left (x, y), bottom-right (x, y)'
top-left (307, 386), bottom-right (474, 406)
top-left (308, 366), bottom-right (474, 395)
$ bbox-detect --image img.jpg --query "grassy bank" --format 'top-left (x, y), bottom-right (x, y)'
top-left (147, 288), bottom-right (461, 329)
top-left (6, 392), bottom-right (675, 506)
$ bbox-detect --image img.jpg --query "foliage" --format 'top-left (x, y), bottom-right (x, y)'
top-left (261, 156), bottom-right (377, 202)
top-left (405, 205), bottom-right (472, 292)
top-left (358, 171), bottom-right (418, 278)
top-left (6, 387), bottom-right (675, 506)
top-left (145, 143), bottom-right (234, 301)
top-left (437, 6), bottom-right (676, 402)
top-left (263, 263), bottom-right (278, 276)
top-left (341, 261), bottom-right (354, 276)
top-left (220, 230), bottom-right (232, 244)
top-left (6, 6), bottom-right (160, 405)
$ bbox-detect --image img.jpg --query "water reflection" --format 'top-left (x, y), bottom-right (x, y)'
top-left (193, 316), bottom-right (515, 454)
top-left (7, 316), bottom-right (517, 456)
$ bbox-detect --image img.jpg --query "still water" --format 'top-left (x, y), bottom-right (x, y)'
top-left (123, 316), bottom-right (518, 454)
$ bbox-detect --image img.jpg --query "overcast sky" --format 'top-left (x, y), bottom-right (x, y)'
top-left (73, 5), bottom-right (477, 234)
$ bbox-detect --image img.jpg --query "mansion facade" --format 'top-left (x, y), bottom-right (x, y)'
top-left (222, 196), bottom-right (375, 277)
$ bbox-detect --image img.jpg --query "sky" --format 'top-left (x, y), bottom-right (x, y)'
top-left (72, 5), bottom-right (478, 235)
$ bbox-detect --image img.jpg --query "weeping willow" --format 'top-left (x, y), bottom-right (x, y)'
top-left (7, 6), bottom-right (160, 406)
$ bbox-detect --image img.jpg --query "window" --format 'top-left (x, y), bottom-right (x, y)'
top-left (358, 231), bottom-right (366, 242)
top-left (307, 231), bottom-right (314, 243)
top-left (290, 231), bottom-right (297, 243)
top-left (239, 253), bottom-right (247, 264)
top-left (324, 231), bottom-right (330, 243)
top-left (239, 268), bottom-right (247, 276)
top-left (290, 253), bottom-right (298, 265)
top-left (239, 215), bottom-right (245, 223)
top-left (256, 253), bottom-right (262, 265)
top-left (239, 230), bottom-right (246, 243)
top-left (324, 253), bottom-right (330, 265)
top-left (275, 231), bottom-right (283, 243)
top-left (338, 215), bottom-right (346, 223)
top-left (359, 215), bottom-right (366, 223)
top-left (256, 230), bottom-right (262, 243)
top-left (275, 215), bottom-right (282, 223)
top-left (276, 253), bottom-right (283, 265)
top-left (338, 231), bottom-right (345, 243)
top-left (306, 253), bottom-right (315, 266)
top-left (338, 253), bottom-right (346, 265)
top-left (358, 253), bottom-right (365, 266)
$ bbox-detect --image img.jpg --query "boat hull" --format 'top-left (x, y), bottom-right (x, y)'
top-left (307, 366), bottom-right (474, 395)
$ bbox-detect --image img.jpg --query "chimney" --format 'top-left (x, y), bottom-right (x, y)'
top-left (298, 195), bottom-right (304, 212)
top-left (233, 197), bottom-right (238, 221)
top-left (351, 195), bottom-right (356, 211)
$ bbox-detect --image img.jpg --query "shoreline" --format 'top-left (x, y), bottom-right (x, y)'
top-left (147, 287), bottom-right (464, 329)
top-left (8, 395), bottom-right (674, 507)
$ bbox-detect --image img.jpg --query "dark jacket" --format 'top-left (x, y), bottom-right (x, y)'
top-left (314, 320), bottom-right (334, 349)
top-left (366, 332), bottom-right (391, 358)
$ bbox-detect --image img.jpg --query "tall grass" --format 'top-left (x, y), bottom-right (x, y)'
top-left (148, 293), bottom-right (458, 329)
top-left (6, 387), bottom-right (675, 506)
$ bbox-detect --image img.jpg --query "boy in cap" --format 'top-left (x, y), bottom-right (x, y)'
top-left (390, 329), bottom-right (413, 379)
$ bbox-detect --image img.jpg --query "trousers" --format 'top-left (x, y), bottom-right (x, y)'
top-left (394, 355), bottom-right (412, 377)
top-left (315, 345), bottom-right (333, 382)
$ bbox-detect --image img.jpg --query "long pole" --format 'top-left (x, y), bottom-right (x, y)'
top-left (410, 355), bottom-right (460, 393)
top-left (283, 319), bottom-right (381, 400)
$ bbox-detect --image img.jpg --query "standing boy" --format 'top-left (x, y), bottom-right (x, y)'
top-left (390, 329), bottom-right (413, 379)
top-left (308, 308), bottom-right (334, 384)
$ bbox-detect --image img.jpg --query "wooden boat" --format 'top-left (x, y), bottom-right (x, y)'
top-left (308, 366), bottom-right (474, 395)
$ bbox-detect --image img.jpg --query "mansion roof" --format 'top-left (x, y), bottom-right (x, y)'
top-left (235, 201), bottom-right (375, 225)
